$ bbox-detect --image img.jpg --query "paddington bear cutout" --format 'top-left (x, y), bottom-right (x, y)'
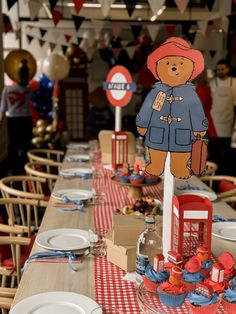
top-left (136, 37), bottom-right (208, 179)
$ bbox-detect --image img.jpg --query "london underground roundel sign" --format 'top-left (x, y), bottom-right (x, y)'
top-left (103, 65), bottom-right (136, 107)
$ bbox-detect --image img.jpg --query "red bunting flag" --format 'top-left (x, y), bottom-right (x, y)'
top-left (73, 0), bottom-right (85, 13)
top-left (52, 9), bottom-right (63, 26)
top-left (38, 39), bottom-right (46, 47)
top-left (64, 34), bottom-right (72, 43)
top-left (174, 0), bottom-right (190, 14)
top-left (165, 24), bottom-right (176, 37)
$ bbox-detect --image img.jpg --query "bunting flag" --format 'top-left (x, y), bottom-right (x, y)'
top-left (3, 14), bottom-right (12, 33)
top-left (130, 24), bottom-right (142, 39)
top-left (52, 9), bottom-right (63, 26)
top-left (146, 24), bottom-right (161, 41)
top-left (91, 20), bottom-right (105, 39)
top-left (221, 17), bottom-right (229, 33)
top-left (197, 20), bottom-right (208, 35)
top-left (209, 50), bottom-right (217, 58)
top-left (97, 0), bottom-right (114, 18)
top-left (124, 0), bottom-right (138, 17)
top-left (61, 45), bottom-right (68, 55)
top-left (73, 0), bottom-right (85, 13)
top-left (72, 15), bottom-right (85, 31)
top-left (6, 0), bottom-right (17, 10)
top-left (64, 34), bottom-right (72, 43)
top-left (77, 37), bottom-right (83, 45)
top-left (233, 0), bottom-right (236, 4)
top-left (165, 24), bottom-right (176, 37)
top-left (125, 46), bottom-right (136, 60)
top-left (174, 0), bottom-right (190, 14)
top-left (26, 34), bottom-right (34, 44)
top-left (49, 0), bottom-right (58, 11)
top-left (112, 22), bottom-right (123, 38)
top-left (186, 31), bottom-right (197, 44)
top-left (147, 0), bottom-right (165, 16)
top-left (49, 42), bottom-right (57, 52)
top-left (205, 0), bottom-right (215, 11)
top-left (28, 1), bottom-right (42, 20)
top-left (39, 28), bottom-right (47, 38)
top-left (38, 39), bottom-right (46, 47)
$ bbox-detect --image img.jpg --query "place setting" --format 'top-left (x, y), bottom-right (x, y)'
top-left (59, 167), bottom-right (93, 179)
top-left (65, 154), bottom-right (90, 163)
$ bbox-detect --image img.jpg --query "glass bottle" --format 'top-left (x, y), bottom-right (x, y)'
top-left (135, 215), bottom-right (163, 286)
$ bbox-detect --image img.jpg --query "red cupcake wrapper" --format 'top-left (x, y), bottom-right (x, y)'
top-left (188, 300), bottom-right (220, 314)
top-left (142, 276), bottom-right (159, 293)
top-left (221, 298), bottom-right (236, 314)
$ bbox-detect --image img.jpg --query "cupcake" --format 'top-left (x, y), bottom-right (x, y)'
top-left (158, 266), bottom-right (187, 307)
top-left (143, 263), bottom-right (169, 293)
top-left (221, 283), bottom-right (236, 314)
top-left (218, 252), bottom-right (236, 281)
top-left (119, 163), bottom-right (130, 183)
top-left (129, 165), bottom-right (144, 184)
top-left (204, 263), bottom-right (227, 293)
top-left (196, 246), bottom-right (213, 277)
top-left (144, 173), bottom-right (158, 184)
top-left (187, 282), bottom-right (220, 314)
top-left (183, 256), bottom-right (205, 292)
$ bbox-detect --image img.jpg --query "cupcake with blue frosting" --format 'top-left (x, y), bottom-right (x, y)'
top-left (221, 276), bottom-right (236, 314)
top-left (183, 256), bottom-right (205, 292)
top-left (143, 263), bottom-right (169, 293)
top-left (187, 282), bottom-right (220, 314)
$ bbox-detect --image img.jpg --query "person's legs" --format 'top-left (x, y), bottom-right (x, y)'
top-left (18, 116), bottom-right (33, 173)
top-left (7, 117), bottom-right (21, 174)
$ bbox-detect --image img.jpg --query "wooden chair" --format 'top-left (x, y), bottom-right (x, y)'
top-left (200, 175), bottom-right (236, 200)
top-left (98, 130), bottom-right (136, 165)
top-left (24, 162), bottom-right (59, 192)
top-left (0, 176), bottom-right (47, 200)
top-left (0, 288), bottom-right (16, 314)
top-left (0, 198), bottom-right (47, 236)
top-left (27, 148), bottom-right (64, 164)
top-left (201, 161), bottom-right (218, 188)
top-left (0, 224), bottom-right (32, 288)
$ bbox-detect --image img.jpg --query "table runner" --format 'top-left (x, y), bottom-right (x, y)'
top-left (92, 170), bottom-right (227, 313)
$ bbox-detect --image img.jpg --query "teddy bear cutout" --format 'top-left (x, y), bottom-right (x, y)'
top-left (136, 37), bottom-right (208, 179)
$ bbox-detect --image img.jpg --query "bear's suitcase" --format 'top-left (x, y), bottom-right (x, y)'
top-left (190, 137), bottom-right (208, 176)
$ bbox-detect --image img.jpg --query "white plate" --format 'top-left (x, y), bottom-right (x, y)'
top-left (67, 143), bottom-right (90, 150)
top-left (36, 229), bottom-right (90, 251)
top-left (175, 186), bottom-right (217, 201)
top-left (9, 291), bottom-right (101, 314)
top-left (212, 222), bottom-right (236, 241)
top-left (60, 168), bottom-right (93, 177)
top-left (52, 189), bottom-right (94, 202)
top-left (66, 155), bottom-right (90, 162)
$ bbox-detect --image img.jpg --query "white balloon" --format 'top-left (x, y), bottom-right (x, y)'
top-left (42, 53), bottom-right (70, 80)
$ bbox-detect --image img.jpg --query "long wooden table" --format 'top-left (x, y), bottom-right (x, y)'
top-left (11, 155), bottom-right (236, 309)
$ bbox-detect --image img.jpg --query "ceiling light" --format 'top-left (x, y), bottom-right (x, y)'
top-left (43, 3), bottom-right (53, 19)
top-left (157, 5), bottom-right (166, 16)
top-left (150, 15), bottom-right (157, 22)
top-left (66, 3), bottom-right (143, 9)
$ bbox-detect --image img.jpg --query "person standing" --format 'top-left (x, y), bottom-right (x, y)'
top-left (0, 59), bottom-right (33, 174)
top-left (209, 59), bottom-right (236, 174)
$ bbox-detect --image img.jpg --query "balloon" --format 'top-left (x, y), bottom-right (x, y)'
top-left (46, 124), bottom-right (56, 133)
top-left (36, 126), bottom-right (46, 136)
top-left (29, 80), bottom-right (40, 91)
top-left (36, 119), bottom-right (47, 128)
top-left (44, 133), bottom-right (52, 142)
top-left (42, 53), bottom-right (70, 80)
top-left (38, 73), bottom-right (50, 88)
top-left (32, 127), bottom-right (38, 136)
top-left (31, 137), bottom-right (44, 147)
top-left (4, 49), bottom-right (37, 81)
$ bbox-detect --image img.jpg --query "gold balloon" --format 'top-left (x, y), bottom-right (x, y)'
top-left (32, 127), bottom-right (38, 136)
top-left (36, 119), bottom-right (47, 128)
top-left (36, 126), bottom-right (46, 136)
top-left (46, 124), bottom-right (56, 133)
top-left (4, 49), bottom-right (37, 82)
top-left (44, 133), bottom-right (52, 142)
top-left (31, 137), bottom-right (44, 147)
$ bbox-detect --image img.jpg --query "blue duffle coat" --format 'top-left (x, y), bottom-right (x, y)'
top-left (136, 82), bottom-right (208, 152)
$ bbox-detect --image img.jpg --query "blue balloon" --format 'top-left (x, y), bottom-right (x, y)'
top-left (39, 73), bottom-right (50, 87)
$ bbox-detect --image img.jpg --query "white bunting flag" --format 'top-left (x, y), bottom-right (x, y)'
top-left (97, 0), bottom-right (115, 18)
top-left (147, 0), bottom-right (165, 16)
top-left (147, 23), bottom-right (161, 41)
top-left (28, 0), bottom-right (42, 20)
top-left (197, 20), bottom-right (208, 36)
top-left (125, 46), bottom-right (136, 60)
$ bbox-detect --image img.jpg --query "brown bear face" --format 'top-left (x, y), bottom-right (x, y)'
top-left (156, 56), bottom-right (194, 87)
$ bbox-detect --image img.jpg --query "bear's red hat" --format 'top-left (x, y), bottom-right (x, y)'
top-left (147, 37), bottom-right (204, 81)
